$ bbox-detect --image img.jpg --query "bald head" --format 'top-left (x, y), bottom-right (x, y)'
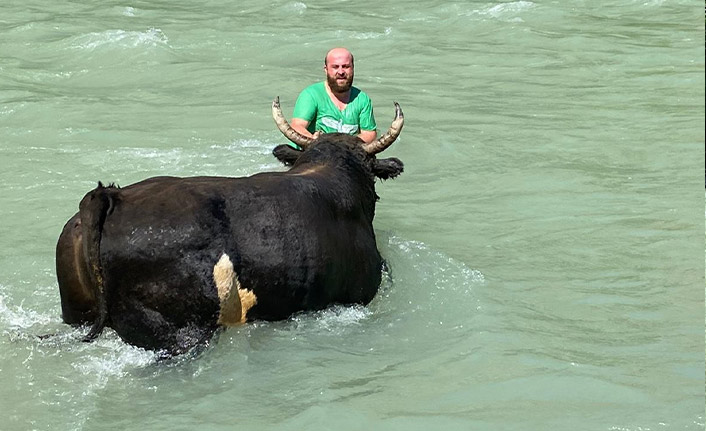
top-left (324, 48), bottom-right (354, 66)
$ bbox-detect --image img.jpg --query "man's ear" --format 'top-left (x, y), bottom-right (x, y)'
top-left (273, 144), bottom-right (302, 166)
top-left (372, 157), bottom-right (404, 180)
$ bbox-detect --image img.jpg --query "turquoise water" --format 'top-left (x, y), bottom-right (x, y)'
top-left (1, 1), bottom-right (704, 430)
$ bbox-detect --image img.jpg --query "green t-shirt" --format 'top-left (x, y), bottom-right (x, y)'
top-left (292, 82), bottom-right (377, 135)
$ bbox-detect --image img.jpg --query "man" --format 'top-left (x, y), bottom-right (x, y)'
top-left (289, 48), bottom-right (377, 148)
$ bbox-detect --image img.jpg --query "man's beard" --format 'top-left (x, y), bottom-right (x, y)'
top-left (327, 74), bottom-right (353, 94)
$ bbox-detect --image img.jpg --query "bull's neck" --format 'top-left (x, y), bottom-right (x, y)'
top-left (289, 159), bottom-right (377, 221)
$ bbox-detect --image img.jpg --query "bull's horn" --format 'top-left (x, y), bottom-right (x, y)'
top-left (362, 102), bottom-right (404, 155)
top-left (272, 97), bottom-right (314, 149)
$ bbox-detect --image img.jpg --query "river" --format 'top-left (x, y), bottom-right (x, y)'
top-left (1, 1), bottom-right (704, 430)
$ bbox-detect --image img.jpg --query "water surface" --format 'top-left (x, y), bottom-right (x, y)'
top-left (1, 1), bottom-right (704, 430)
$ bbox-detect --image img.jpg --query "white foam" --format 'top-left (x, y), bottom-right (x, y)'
top-left (286, 305), bottom-right (372, 336)
top-left (120, 147), bottom-right (184, 160)
top-left (315, 305), bottom-right (372, 330)
top-left (281, 2), bottom-right (307, 14)
top-left (212, 138), bottom-right (274, 152)
top-left (0, 295), bottom-right (53, 330)
top-left (71, 334), bottom-right (156, 389)
top-left (487, 1), bottom-right (535, 15)
top-left (467, 1), bottom-right (534, 21)
top-left (1, 105), bottom-right (17, 116)
top-left (71, 28), bottom-right (169, 50)
top-left (336, 27), bottom-right (393, 40)
top-left (389, 236), bottom-right (485, 286)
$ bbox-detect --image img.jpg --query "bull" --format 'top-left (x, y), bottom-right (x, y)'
top-left (55, 98), bottom-right (404, 355)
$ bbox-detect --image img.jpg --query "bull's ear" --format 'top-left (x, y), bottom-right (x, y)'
top-left (273, 144), bottom-right (302, 166)
top-left (373, 157), bottom-right (404, 180)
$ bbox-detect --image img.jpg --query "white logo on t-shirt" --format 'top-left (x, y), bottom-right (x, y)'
top-left (321, 116), bottom-right (359, 134)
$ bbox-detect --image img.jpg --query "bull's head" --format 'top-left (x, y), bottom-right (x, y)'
top-left (271, 97), bottom-right (404, 180)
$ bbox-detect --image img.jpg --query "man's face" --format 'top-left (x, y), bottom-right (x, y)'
top-left (325, 53), bottom-right (354, 93)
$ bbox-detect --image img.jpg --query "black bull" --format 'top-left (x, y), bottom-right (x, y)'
top-left (55, 98), bottom-right (404, 354)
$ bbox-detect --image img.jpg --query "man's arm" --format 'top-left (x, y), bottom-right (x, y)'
top-left (357, 92), bottom-right (377, 144)
top-left (291, 88), bottom-right (322, 139)
top-left (357, 129), bottom-right (377, 143)
top-left (290, 118), bottom-right (319, 139)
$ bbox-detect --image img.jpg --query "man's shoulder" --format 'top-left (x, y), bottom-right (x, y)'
top-left (293, 82), bottom-right (326, 120)
top-left (301, 81), bottom-right (326, 96)
top-left (350, 86), bottom-right (372, 105)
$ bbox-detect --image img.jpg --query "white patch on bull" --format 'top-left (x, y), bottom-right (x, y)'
top-left (213, 253), bottom-right (257, 326)
top-left (291, 165), bottom-right (325, 176)
top-left (237, 288), bottom-right (257, 321)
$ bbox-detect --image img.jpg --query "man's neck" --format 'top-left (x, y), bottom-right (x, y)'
top-left (325, 82), bottom-right (350, 105)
